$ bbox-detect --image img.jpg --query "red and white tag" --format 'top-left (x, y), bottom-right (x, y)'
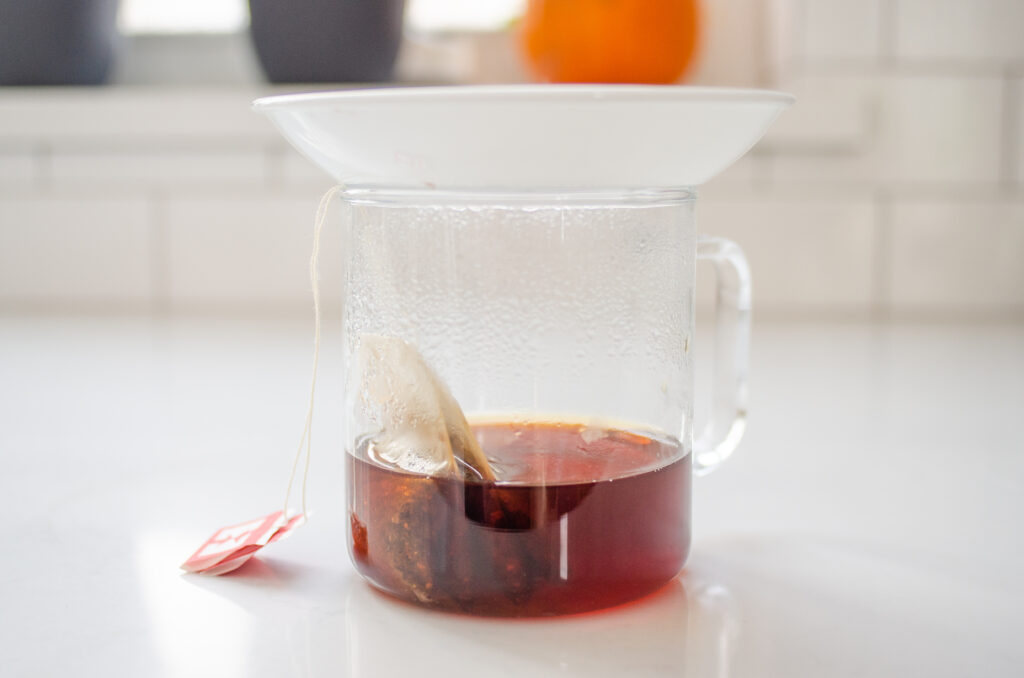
top-left (181, 510), bottom-right (304, 575)
top-left (180, 187), bottom-right (344, 576)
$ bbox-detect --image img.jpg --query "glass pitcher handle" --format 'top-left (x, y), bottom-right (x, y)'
top-left (694, 235), bottom-right (751, 475)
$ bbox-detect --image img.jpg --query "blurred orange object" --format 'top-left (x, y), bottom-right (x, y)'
top-left (520, 0), bottom-right (701, 84)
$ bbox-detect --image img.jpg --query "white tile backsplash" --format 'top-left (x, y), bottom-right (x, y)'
top-left (769, 75), bottom-right (1006, 188)
top-left (888, 199), bottom-right (1024, 312)
top-left (700, 154), bottom-right (760, 195)
top-left (3, 0), bottom-right (1024, 320)
top-left (770, 150), bottom-right (877, 187)
top-left (281, 146), bottom-right (336, 188)
top-left (895, 0), bottom-right (1024, 63)
top-left (797, 0), bottom-right (883, 63)
top-left (0, 197), bottom-right (153, 305)
top-left (761, 76), bottom-right (874, 151)
top-left (0, 90), bottom-right (276, 143)
top-left (50, 148), bottom-right (268, 188)
top-left (164, 195), bottom-right (343, 309)
top-left (1015, 76), bottom-right (1024, 186)
top-left (687, 0), bottom-right (766, 86)
top-left (875, 75), bottom-right (1004, 184)
top-left (697, 196), bottom-right (877, 311)
top-left (0, 149), bottom-right (36, 189)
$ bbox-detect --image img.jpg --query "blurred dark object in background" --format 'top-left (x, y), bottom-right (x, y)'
top-left (0, 0), bottom-right (119, 85)
top-left (249, 0), bottom-right (405, 83)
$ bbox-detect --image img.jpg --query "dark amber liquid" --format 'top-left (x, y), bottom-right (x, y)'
top-left (346, 421), bottom-right (691, 616)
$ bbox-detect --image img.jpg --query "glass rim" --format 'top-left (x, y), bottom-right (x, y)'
top-left (338, 186), bottom-right (697, 207)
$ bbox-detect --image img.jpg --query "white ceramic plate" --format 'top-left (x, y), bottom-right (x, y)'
top-left (253, 85), bottom-right (793, 191)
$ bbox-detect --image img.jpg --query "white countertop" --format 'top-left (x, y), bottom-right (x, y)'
top-left (2, 315), bottom-right (1022, 677)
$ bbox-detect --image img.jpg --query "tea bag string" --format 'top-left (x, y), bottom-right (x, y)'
top-left (282, 184), bottom-right (346, 523)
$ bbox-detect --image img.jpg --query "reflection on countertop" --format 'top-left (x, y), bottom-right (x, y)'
top-left (1, 315), bottom-right (1022, 677)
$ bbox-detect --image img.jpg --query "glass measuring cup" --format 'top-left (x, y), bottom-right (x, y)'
top-left (255, 86), bottom-right (792, 616)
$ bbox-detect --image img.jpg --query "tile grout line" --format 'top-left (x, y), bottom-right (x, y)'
top-left (797, 60), bottom-right (1024, 78)
top-left (35, 141), bottom-right (53, 193)
top-left (757, 151), bottom-right (776, 192)
top-left (150, 191), bottom-right (170, 313)
top-left (788, 0), bottom-right (808, 78)
top-left (264, 143), bottom-right (286, 190)
top-left (1001, 66), bottom-right (1021, 192)
top-left (878, 0), bottom-right (898, 68)
top-left (753, 0), bottom-right (773, 87)
top-left (871, 189), bottom-right (893, 322)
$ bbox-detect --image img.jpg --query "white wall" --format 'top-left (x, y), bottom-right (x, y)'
top-left (0, 0), bottom-right (1022, 319)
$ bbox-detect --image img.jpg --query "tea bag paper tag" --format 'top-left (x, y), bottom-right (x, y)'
top-left (181, 511), bottom-right (305, 575)
top-left (181, 185), bottom-right (344, 576)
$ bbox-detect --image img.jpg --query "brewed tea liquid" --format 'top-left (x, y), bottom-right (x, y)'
top-left (347, 421), bottom-right (691, 616)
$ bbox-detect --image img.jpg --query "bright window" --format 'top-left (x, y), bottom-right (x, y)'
top-left (407, 0), bottom-right (525, 32)
top-left (118, 0), bottom-right (249, 34)
top-left (118, 0), bottom-right (525, 34)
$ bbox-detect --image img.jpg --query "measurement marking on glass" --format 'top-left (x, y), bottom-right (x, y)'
top-left (559, 514), bottom-right (569, 580)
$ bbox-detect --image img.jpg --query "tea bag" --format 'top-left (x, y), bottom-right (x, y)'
top-left (356, 335), bottom-right (495, 481)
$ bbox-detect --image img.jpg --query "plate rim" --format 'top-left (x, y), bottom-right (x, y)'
top-left (252, 84), bottom-right (796, 111)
